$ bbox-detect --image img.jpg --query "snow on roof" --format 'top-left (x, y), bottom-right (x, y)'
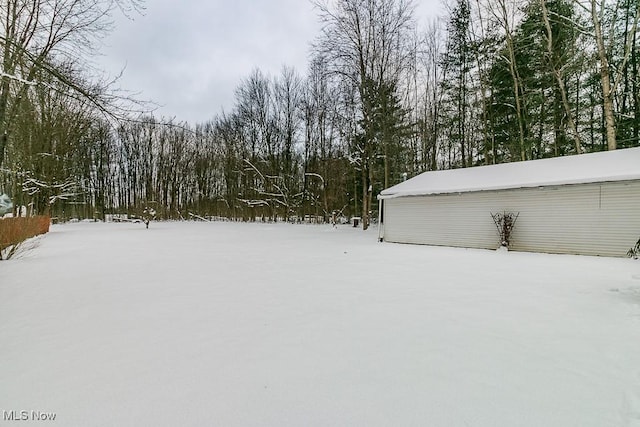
top-left (379, 147), bottom-right (640, 199)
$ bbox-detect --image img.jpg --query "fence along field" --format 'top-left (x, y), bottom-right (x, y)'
top-left (0, 216), bottom-right (50, 259)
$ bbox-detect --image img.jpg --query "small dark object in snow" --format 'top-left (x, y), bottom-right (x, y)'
top-left (142, 207), bottom-right (157, 229)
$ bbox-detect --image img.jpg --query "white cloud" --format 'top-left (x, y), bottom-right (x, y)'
top-left (98, 0), bottom-right (441, 123)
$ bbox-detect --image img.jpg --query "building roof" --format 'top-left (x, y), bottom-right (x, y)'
top-left (379, 147), bottom-right (640, 199)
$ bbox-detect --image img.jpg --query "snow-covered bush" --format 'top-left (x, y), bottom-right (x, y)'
top-left (491, 211), bottom-right (519, 248)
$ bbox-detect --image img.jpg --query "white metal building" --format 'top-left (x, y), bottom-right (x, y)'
top-left (378, 147), bottom-right (640, 257)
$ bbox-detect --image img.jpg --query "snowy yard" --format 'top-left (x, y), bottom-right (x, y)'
top-left (1, 221), bottom-right (640, 426)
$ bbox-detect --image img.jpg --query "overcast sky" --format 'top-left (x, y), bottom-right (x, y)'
top-left (99, 0), bottom-right (443, 124)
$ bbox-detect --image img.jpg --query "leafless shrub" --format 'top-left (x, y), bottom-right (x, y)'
top-left (628, 237), bottom-right (640, 259)
top-left (491, 211), bottom-right (519, 248)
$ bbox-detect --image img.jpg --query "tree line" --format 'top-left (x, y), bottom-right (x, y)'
top-left (1, 0), bottom-right (638, 227)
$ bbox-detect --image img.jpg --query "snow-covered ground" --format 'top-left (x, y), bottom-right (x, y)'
top-left (1, 221), bottom-right (640, 426)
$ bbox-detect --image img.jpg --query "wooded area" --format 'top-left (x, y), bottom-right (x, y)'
top-left (1, 0), bottom-right (638, 226)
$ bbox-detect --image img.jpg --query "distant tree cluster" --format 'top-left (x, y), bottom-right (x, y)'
top-left (1, 0), bottom-right (639, 225)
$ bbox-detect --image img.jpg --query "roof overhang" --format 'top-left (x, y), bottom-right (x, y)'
top-left (379, 147), bottom-right (640, 200)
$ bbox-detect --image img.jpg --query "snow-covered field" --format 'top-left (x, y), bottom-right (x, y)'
top-left (1, 221), bottom-right (640, 426)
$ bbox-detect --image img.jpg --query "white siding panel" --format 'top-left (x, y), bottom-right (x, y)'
top-left (383, 180), bottom-right (640, 257)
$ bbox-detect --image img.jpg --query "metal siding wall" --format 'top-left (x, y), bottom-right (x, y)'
top-left (383, 180), bottom-right (640, 257)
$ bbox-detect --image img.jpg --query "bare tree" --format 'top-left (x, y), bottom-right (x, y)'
top-left (312, 0), bottom-right (416, 230)
top-left (573, 0), bottom-right (640, 150)
top-left (0, 0), bottom-right (145, 170)
top-left (484, 0), bottom-right (528, 161)
top-left (419, 20), bottom-right (444, 171)
top-left (273, 66), bottom-right (304, 219)
top-left (539, 0), bottom-right (583, 154)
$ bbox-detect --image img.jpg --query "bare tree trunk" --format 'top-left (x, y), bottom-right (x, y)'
top-left (361, 159), bottom-right (369, 230)
top-left (540, 0), bottom-right (582, 154)
top-left (634, 30), bottom-right (639, 145)
top-left (580, 0), bottom-right (640, 150)
top-left (384, 133), bottom-right (390, 189)
top-left (471, 0), bottom-right (493, 164)
top-left (489, 0), bottom-right (527, 160)
top-left (592, 2), bottom-right (617, 150)
top-left (507, 37), bottom-right (527, 161)
top-left (0, 133), bottom-right (6, 169)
